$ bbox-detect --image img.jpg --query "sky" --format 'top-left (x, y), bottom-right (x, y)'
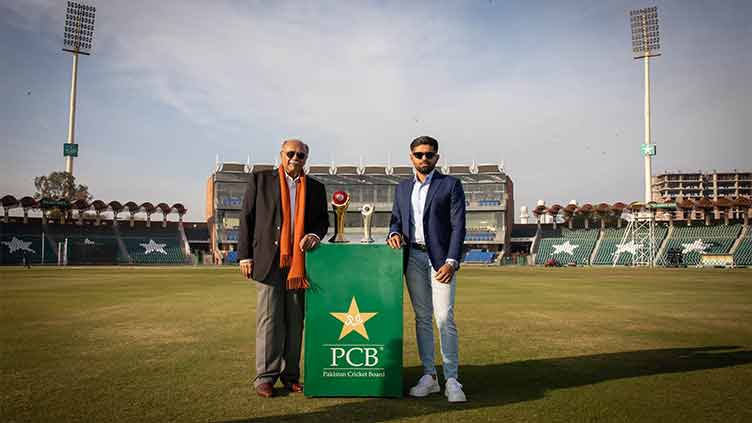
top-left (1, 0), bottom-right (750, 221)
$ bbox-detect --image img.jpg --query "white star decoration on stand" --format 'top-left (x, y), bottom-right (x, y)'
top-left (614, 240), bottom-right (641, 256)
top-left (552, 240), bottom-right (579, 255)
top-left (681, 239), bottom-right (712, 255)
top-left (2, 237), bottom-right (36, 254)
top-left (140, 239), bottom-right (167, 255)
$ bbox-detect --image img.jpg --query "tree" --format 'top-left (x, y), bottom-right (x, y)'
top-left (34, 172), bottom-right (92, 202)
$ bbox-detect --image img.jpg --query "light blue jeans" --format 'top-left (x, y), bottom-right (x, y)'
top-left (405, 248), bottom-right (459, 381)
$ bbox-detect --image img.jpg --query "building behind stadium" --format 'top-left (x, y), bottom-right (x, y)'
top-left (652, 170), bottom-right (752, 203)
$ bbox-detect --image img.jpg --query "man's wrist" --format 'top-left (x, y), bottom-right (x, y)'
top-left (445, 259), bottom-right (459, 270)
top-left (240, 259), bottom-right (253, 264)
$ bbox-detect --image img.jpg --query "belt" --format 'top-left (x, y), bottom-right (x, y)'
top-left (410, 243), bottom-right (428, 252)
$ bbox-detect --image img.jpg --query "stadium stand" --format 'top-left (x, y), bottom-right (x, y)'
top-left (732, 227), bottom-right (752, 266)
top-left (118, 221), bottom-right (187, 264)
top-left (660, 223), bottom-right (742, 266)
top-left (465, 228), bottom-right (496, 241)
top-left (463, 249), bottom-right (496, 264)
top-left (184, 224), bottom-right (210, 243)
top-left (535, 227), bottom-right (599, 265)
top-left (44, 221), bottom-right (120, 265)
top-left (0, 221), bottom-right (56, 265)
top-left (592, 225), bottom-right (668, 265)
top-left (2, 218), bottom-right (190, 265)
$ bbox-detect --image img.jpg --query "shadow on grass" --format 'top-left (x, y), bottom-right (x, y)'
top-left (218, 346), bottom-right (752, 423)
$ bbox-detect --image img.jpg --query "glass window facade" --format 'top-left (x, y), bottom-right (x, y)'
top-left (210, 177), bottom-right (248, 246)
top-left (208, 166), bottom-right (512, 252)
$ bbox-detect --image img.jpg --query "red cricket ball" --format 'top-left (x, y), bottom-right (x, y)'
top-left (332, 191), bottom-right (349, 206)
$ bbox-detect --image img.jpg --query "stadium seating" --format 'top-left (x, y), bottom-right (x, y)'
top-left (465, 228), bottom-right (496, 241)
top-left (475, 199), bottom-right (501, 207)
top-left (118, 222), bottom-right (187, 264)
top-left (535, 228), bottom-right (599, 265)
top-left (660, 224), bottom-right (742, 266)
top-left (0, 222), bottom-right (56, 265)
top-left (44, 222), bottom-right (120, 265)
top-left (732, 228), bottom-right (752, 266)
top-left (2, 220), bottom-right (189, 265)
top-left (463, 249), bottom-right (496, 264)
top-left (592, 225), bottom-right (668, 265)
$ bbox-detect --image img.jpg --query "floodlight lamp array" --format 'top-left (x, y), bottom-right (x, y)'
top-left (629, 6), bottom-right (660, 54)
top-left (63, 1), bottom-right (96, 54)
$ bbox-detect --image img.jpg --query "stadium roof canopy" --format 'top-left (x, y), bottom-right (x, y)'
top-left (0, 195), bottom-right (188, 216)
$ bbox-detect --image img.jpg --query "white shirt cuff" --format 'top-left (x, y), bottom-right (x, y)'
top-left (445, 258), bottom-right (459, 269)
top-left (239, 259), bottom-right (253, 264)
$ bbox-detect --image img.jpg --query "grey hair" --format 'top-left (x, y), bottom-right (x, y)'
top-left (281, 139), bottom-right (309, 154)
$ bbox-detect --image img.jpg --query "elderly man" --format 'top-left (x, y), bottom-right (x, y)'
top-left (238, 139), bottom-right (329, 398)
top-left (387, 135), bottom-right (467, 402)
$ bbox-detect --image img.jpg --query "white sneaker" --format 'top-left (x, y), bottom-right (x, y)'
top-left (409, 374), bottom-right (440, 397)
top-left (445, 378), bottom-right (467, 403)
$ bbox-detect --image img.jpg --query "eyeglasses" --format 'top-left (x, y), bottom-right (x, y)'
top-left (412, 152), bottom-right (436, 160)
top-left (285, 151), bottom-right (307, 160)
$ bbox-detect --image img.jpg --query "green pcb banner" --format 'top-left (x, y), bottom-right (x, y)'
top-left (304, 244), bottom-right (403, 397)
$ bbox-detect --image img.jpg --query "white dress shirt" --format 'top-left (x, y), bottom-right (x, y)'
top-left (390, 169), bottom-right (458, 270)
top-left (285, 172), bottom-right (300, 238)
top-left (410, 170), bottom-right (434, 245)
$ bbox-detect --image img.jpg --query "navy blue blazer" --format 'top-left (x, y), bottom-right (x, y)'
top-left (389, 171), bottom-right (467, 271)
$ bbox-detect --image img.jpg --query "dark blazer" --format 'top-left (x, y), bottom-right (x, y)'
top-left (389, 171), bottom-right (467, 271)
top-left (237, 169), bottom-right (329, 284)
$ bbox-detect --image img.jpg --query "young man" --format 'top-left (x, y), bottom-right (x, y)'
top-left (387, 136), bottom-right (468, 402)
top-left (238, 139), bottom-right (329, 398)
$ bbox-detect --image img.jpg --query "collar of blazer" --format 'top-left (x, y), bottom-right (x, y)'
top-left (403, 170), bottom-right (445, 217)
top-left (270, 168), bottom-right (282, 219)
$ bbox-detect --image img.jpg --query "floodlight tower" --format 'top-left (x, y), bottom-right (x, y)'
top-left (629, 6), bottom-right (661, 204)
top-left (62, 1), bottom-right (96, 177)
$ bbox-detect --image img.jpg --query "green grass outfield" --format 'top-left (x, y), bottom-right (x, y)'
top-left (2, 266), bottom-right (751, 423)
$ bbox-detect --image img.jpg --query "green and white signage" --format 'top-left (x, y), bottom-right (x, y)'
top-left (641, 143), bottom-right (656, 156)
top-left (63, 143), bottom-right (79, 157)
top-left (304, 244), bottom-right (403, 397)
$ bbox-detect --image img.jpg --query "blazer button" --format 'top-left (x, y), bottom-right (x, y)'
top-left (276, 226), bottom-right (280, 230)
top-left (274, 241), bottom-right (278, 246)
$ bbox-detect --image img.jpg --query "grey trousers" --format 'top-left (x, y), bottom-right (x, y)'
top-left (253, 274), bottom-right (305, 387)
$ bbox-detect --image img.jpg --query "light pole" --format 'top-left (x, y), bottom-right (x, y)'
top-left (62, 1), bottom-right (96, 177)
top-left (629, 6), bottom-right (661, 204)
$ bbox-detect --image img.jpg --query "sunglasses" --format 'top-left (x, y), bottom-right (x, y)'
top-left (412, 152), bottom-right (436, 160)
top-left (285, 151), bottom-right (307, 160)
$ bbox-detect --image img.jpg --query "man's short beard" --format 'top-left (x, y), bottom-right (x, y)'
top-left (416, 164), bottom-right (434, 175)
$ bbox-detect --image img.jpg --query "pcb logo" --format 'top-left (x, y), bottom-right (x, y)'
top-left (328, 297), bottom-right (380, 368)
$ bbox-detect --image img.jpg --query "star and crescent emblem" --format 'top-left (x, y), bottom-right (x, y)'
top-left (330, 297), bottom-right (378, 340)
top-left (552, 240), bottom-right (579, 256)
top-left (614, 240), bottom-right (641, 256)
top-left (681, 239), bottom-right (712, 255)
top-left (2, 237), bottom-right (36, 254)
top-left (140, 239), bottom-right (167, 255)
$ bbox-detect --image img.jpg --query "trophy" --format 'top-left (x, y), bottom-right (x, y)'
top-left (329, 191), bottom-right (350, 243)
top-left (360, 204), bottom-right (375, 243)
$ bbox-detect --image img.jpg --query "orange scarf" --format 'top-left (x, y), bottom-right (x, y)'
top-left (278, 166), bottom-right (308, 290)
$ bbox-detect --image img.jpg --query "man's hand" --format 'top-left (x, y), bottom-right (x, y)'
top-left (299, 234), bottom-right (320, 252)
top-left (387, 234), bottom-right (403, 249)
top-left (240, 260), bottom-right (253, 279)
top-left (434, 263), bottom-right (455, 284)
